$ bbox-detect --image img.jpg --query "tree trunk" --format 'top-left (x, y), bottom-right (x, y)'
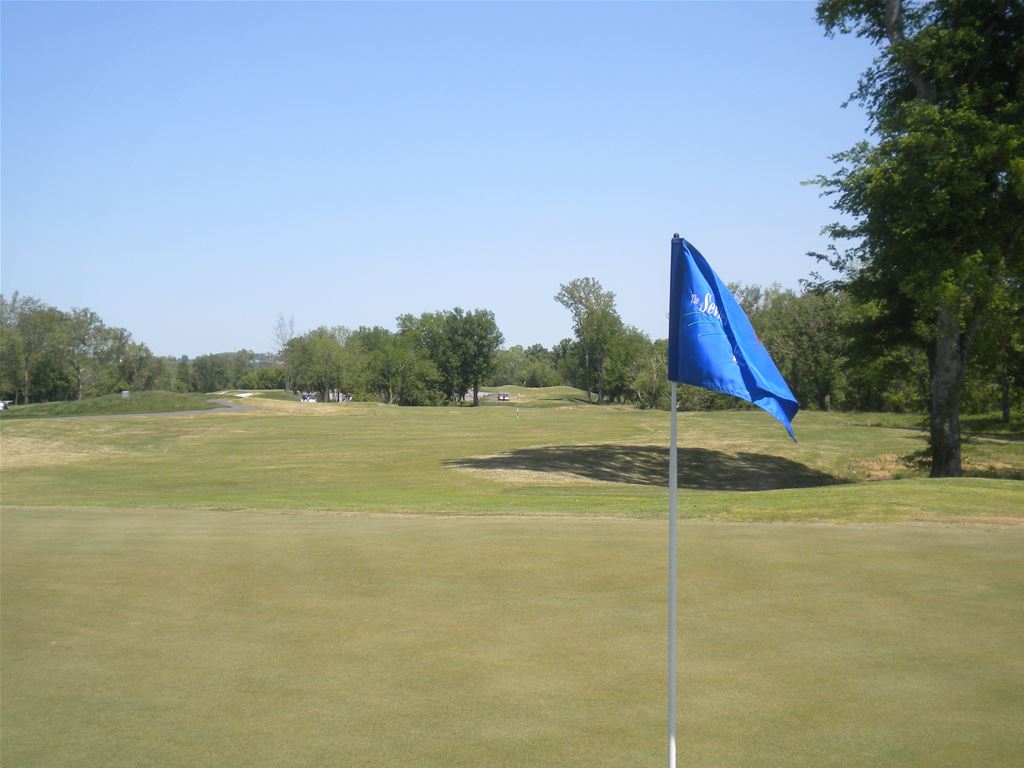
top-left (928, 305), bottom-right (964, 477)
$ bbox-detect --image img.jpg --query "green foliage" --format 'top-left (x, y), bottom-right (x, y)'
top-left (523, 344), bottom-right (563, 388)
top-left (347, 325), bottom-right (442, 405)
top-left (812, 0), bottom-right (1024, 475)
top-left (554, 277), bottom-right (626, 403)
top-left (398, 310), bottom-right (459, 402)
top-left (553, 277), bottom-right (616, 333)
top-left (190, 353), bottom-right (233, 393)
top-left (733, 284), bottom-right (851, 411)
top-left (284, 326), bottom-right (352, 401)
top-left (274, 309), bottom-right (504, 407)
top-left (603, 325), bottom-right (661, 407)
top-left (397, 307), bottom-right (503, 405)
top-left (489, 345), bottom-right (562, 389)
top-left (627, 338), bottom-right (670, 409)
top-left (0, 293), bottom-right (160, 404)
top-left (450, 308), bottom-right (504, 405)
top-left (490, 346), bottom-right (529, 387)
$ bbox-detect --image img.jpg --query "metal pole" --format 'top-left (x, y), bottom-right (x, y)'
top-left (668, 381), bottom-right (678, 768)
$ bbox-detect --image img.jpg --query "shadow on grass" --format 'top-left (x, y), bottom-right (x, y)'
top-left (448, 444), bottom-right (843, 491)
top-left (961, 412), bottom-right (1024, 436)
top-left (965, 467), bottom-right (1024, 480)
top-left (963, 431), bottom-right (1024, 444)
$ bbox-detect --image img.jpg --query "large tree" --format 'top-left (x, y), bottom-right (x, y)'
top-left (452, 308), bottom-right (504, 406)
top-left (813, 0), bottom-right (1023, 476)
top-left (398, 311), bottom-right (459, 402)
top-left (398, 308), bottom-right (503, 405)
top-left (0, 294), bottom-right (154, 403)
top-left (349, 325), bottom-right (441, 405)
top-left (191, 353), bottom-right (233, 393)
top-left (967, 273), bottom-right (1024, 421)
top-left (1, 295), bottom-right (68, 404)
top-left (64, 311), bottom-right (148, 399)
top-left (65, 308), bottom-right (105, 401)
top-left (272, 314), bottom-right (296, 392)
top-left (286, 327), bottom-right (351, 402)
top-left (555, 277), bottom-right (623, 403)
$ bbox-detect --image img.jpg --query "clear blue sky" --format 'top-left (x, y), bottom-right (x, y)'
top-left (2, 1), bottom-right (876, 357)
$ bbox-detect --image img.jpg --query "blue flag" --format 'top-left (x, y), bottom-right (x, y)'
top-left (667, 236), bottom-right (799, 440)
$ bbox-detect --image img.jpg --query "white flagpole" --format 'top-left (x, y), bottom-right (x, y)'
top-left (668, 381), bottom-right (678, 768)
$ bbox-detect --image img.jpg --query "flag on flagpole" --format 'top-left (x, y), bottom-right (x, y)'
top-left (667, 235), bottom-right (799, 440)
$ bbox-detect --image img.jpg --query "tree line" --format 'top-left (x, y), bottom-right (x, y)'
top-left (1, 293), bottom-right (165, 404)
top-left (3, 279), bottom-right (1020, 421)
top-left (278, 308), bottom-right (503, 406)
top-left (0, 292), bottom-right (286, 402)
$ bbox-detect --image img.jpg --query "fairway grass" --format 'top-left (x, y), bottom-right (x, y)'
top-left (2, 397), bottom-right (1022, 765)
top-left (2, 396), bottom-right (1022, 521)
top-left (2, 509), bottom-right (1022, 767)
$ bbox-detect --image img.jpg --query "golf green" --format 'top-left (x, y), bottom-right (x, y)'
top-left (2, 507), bottom-right (1022, 767)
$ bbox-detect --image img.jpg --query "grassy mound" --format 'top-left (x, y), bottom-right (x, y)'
top-left (478, 384), bottom-right (594, 406)
top-left (0, 392), bottom-right (226, 420)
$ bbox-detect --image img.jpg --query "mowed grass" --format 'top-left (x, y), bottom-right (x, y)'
top-left (2, 391), bottom-right (1022, 520)
top-left (2, 392), bottom-right (1023, 766)
top-left (0, 391), bottom-right (227, 420)
top-left (2, 509), bottom-right (1022, 767)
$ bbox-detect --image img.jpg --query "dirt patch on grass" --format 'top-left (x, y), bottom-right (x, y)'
top-left (241, 398), bottom-right (374, 416)
top-left (853, 452), bottom-right (905, 480)
top-left (0, 434), bottom-right (124, 469)
top-left (961, 459), bottom-right (1024, 480)
top-left (451, 464), bottom-right (607, 486)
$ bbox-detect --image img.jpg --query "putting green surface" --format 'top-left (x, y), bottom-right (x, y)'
top-left (2, 509), bottom-right (1022, 767)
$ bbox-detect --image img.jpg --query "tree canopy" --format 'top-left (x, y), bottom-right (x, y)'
top-left (812, 0), bottom-right (1024, 476)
